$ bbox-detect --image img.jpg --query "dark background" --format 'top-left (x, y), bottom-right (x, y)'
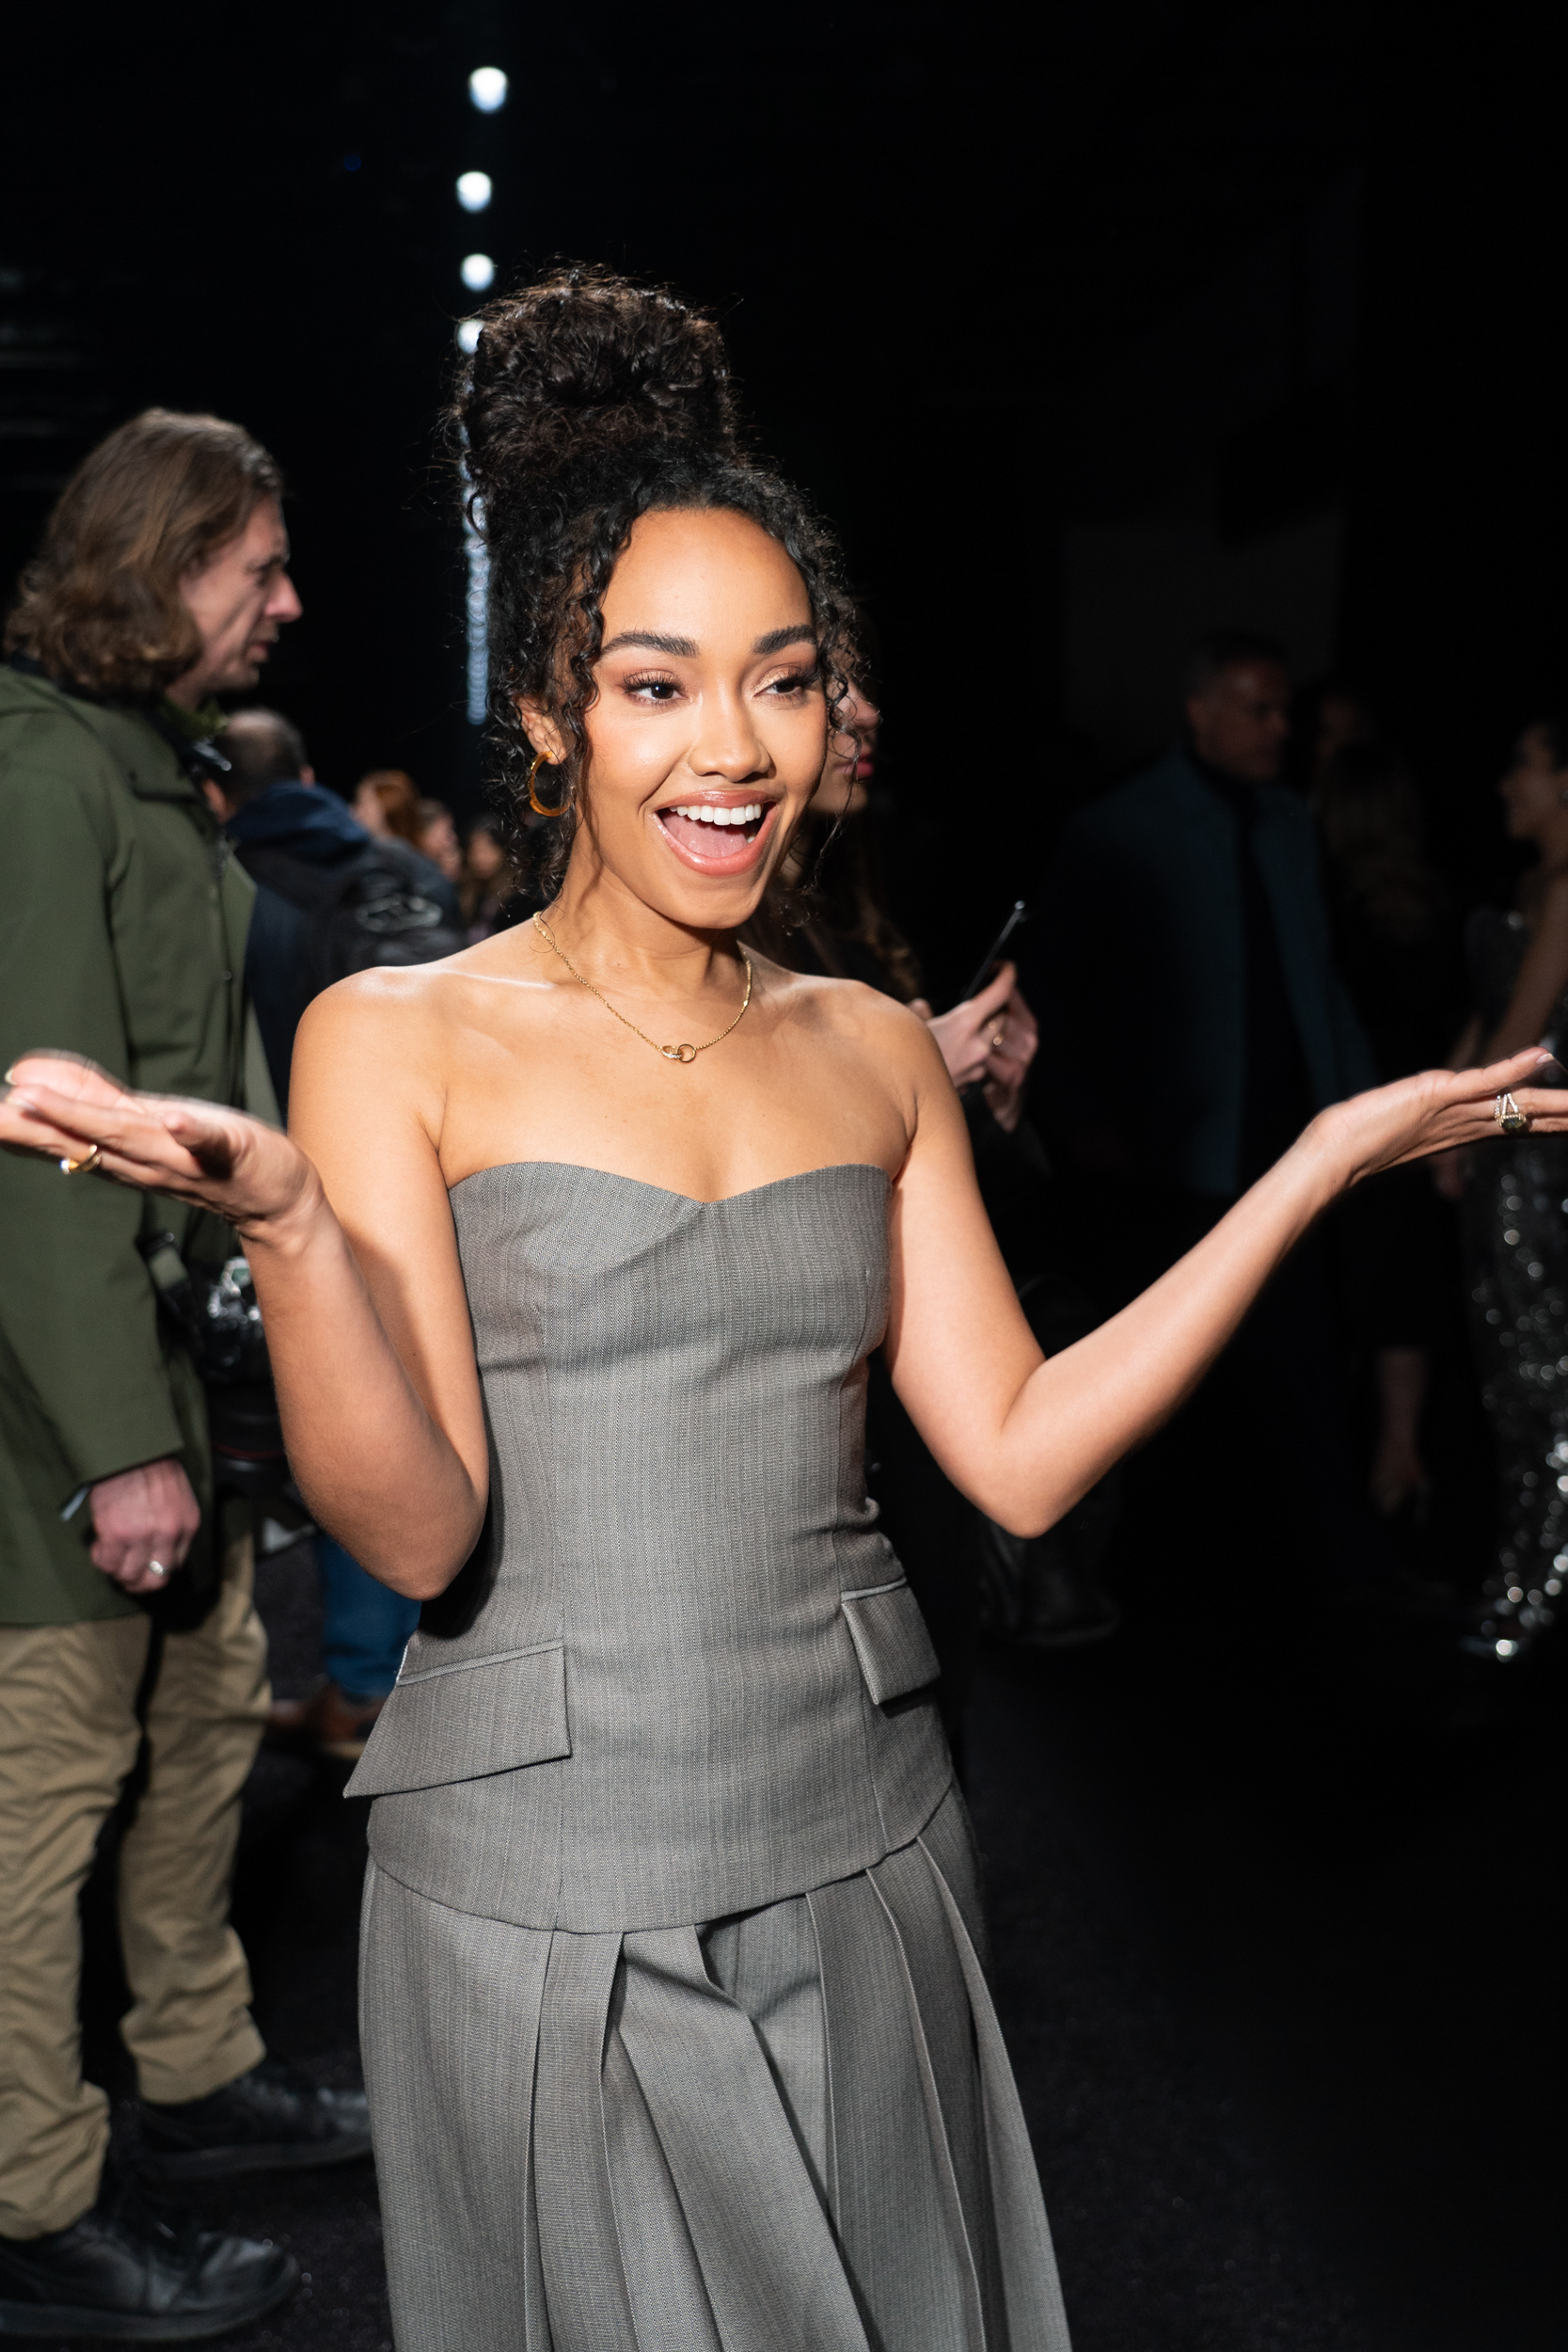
top-left (6, 0), bottom-right (1563, 1003)
top-left (8, 7), bottom-right (1568, 2346)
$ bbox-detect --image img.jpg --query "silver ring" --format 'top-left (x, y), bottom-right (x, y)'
top-left (1496, 1092), bottom-right (1530, 1136)
top-left (145, 1560), bottom-right (168, 1581)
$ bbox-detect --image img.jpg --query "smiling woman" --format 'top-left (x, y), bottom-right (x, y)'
top-left (3, 268), bottom-right (1564, 2352)
top-left (458, 262), bottom-right (859, 914)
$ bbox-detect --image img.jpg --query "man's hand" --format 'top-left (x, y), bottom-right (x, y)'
top-left (88, 1457), bottom-right (201, 1595)
top-left (911, 963), bottom-right (1040, 1133)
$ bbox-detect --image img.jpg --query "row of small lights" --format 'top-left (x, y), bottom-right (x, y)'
top-left (456, 66), bottom-right (507, 353)
top-left (457, 69), bottom-right (507, 720)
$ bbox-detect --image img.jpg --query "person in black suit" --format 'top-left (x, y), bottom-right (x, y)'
top-left (1027, 629), bottom-right (1399, 1603)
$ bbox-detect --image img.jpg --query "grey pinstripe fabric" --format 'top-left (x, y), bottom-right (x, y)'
top-left (351, 1163), bottom-right (1070, 2347)
top-left (362, 1788), bottom-right (1070, 2351)
top-left (350, 1164), bottom-right (950, 1931)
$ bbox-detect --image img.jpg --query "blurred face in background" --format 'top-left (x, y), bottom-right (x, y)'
top-left (1186, 660), bottom-right (1291, 783)
top-left (813, 685), bottom-right (881, 820)
top-left (1498, 724), bottom-right (1568, 848)
top-left (419, 805), bottom-right (463, 882)
top-left (466, 820), bottom-right (508, 883)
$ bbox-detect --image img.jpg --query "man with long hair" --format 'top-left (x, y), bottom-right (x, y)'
top-left (0, 413), bottom-right (364, 2341)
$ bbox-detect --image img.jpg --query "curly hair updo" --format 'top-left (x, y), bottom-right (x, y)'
top-left (452, 262), bottom-right (858, 897)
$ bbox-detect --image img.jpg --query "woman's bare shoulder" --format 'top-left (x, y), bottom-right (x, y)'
top-left (299, 933), bottom-right (553, 1041)
top-left (759, 961), bottom-right (949, 1088)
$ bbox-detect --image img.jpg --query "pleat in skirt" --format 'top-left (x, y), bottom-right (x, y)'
top-left (359, 1786), bottom-right (1070, 2350)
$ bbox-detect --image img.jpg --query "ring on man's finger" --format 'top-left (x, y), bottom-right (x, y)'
top-left (145, 1560), bottom-right (168, 1582)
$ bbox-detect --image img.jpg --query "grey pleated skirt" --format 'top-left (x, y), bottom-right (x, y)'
top-left (359, 1786), bottom-right (1070, 2351)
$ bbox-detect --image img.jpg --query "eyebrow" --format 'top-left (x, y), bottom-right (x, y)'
top-left (597, 625), bottom-right (818, 660)
top-left (598, 630), bottom-right (698, 658)
top-left (753, 625), bottom-right (817, 656)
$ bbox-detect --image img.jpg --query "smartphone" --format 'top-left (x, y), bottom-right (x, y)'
top-left (958, 900), bottom-right (1029, 1005)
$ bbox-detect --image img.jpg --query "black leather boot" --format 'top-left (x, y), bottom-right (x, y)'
top-left (0, 2175), bottom-right (295, 2341)
top-left (138, 2057), bottom-right (372, 2182)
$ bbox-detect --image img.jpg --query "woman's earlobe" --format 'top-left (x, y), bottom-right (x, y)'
top-left (515, 696), bottom-right (568, 770)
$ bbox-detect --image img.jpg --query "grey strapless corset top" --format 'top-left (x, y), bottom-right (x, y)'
top-left (349, 1161), bottom-right (951, 1932)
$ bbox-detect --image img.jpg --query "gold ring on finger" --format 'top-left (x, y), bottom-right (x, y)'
top-left (59, 1145), bottom-right (103, 1175)
top-left (1496, 1092), bottom-right (1530, 1136)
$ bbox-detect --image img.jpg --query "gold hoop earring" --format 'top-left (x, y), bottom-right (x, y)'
top-left (527, 749), bottom-right (570, 818)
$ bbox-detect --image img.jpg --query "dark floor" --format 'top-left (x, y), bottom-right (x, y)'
top-left (71, 1522), bottom-right (1566, 2351)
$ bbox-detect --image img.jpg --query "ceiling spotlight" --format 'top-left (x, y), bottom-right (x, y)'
top-left (461, 253), bottom-right (495, 293)
top-left (457, 319), bottom-right (482, 355)
top-left (456, 171), bottom-right (492, 214)
top-left (468, 66), bottom-right (508, 113)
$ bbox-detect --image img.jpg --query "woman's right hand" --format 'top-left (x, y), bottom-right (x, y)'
top-left (0, 1052), bottom-right (317, 1237)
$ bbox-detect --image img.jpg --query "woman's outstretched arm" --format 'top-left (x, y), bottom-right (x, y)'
top-left (0, 983), bottom-right (486, 1597)
top-left (885, 1033), bottom-right (1567, 1538)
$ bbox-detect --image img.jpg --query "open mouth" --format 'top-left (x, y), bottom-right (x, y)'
top-left (655, 797), bottom-right (776, 871)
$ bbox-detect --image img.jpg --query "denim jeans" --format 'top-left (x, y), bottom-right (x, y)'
top-left (316, 1534), bottom-right (420, 1701)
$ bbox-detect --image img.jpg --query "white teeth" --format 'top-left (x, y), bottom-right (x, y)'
top-left (669, 802), bottom-right (766, 828)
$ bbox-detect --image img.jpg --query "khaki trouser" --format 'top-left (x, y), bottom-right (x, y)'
top-left (0, 1538), bottom-right (270, 2236)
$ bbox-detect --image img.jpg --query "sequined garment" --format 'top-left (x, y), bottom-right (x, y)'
top-left (1464, 908), bottom-right (1568, 1652)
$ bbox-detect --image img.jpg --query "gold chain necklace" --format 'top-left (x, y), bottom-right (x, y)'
top-left (532, 913), bottom-right (753, 1065)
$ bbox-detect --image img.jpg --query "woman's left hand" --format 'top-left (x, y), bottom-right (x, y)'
top-left (1315, 1048), bottom-right (1568, 1186)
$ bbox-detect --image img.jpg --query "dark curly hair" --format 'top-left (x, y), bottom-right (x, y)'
top-left (451, 262), bottom-right (858, 899)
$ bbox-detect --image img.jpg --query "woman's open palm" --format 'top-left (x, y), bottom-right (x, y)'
top-left (0, 1051), bottom-right (314, 1233)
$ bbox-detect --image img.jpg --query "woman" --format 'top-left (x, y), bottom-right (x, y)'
top-left (1448, 719), bottom-right (1568, 1660)
top-left (743, 677), bottom-right (1036, 1125)
top-left (1, 267), bottom-right (1557, 2351)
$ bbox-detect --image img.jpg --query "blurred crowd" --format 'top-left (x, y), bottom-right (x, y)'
top-left (3, 408), bottom-right (1566, 2340)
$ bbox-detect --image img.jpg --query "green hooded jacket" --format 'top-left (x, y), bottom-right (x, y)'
top-left (0, 664), bottom-right (272, 1624)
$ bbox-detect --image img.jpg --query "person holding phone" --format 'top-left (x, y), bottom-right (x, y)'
top-left (740, 683), bottom-right (1037, 1124)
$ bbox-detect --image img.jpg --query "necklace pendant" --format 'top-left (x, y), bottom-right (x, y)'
top-left (662, 1042), bottom-right (698, 1064)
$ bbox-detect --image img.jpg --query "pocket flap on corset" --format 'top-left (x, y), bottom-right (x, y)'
top-left (344, 1641), bottom-right (569, 1799)
top-left (840, 1580), bottom-right (941, 1706)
